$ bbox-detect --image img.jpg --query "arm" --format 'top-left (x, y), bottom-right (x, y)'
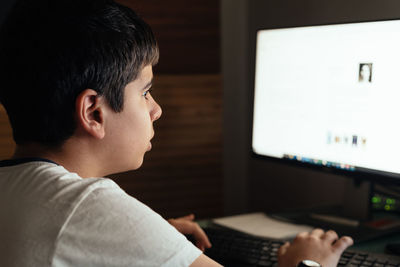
top-left (53, 184), bottom-right (207, 266)
top-left (168, 214), bottom-right (222, 266)
top-left (189, 254), bottom-right (223, 267)
top-left (278, 228), bottom-right (354, 267)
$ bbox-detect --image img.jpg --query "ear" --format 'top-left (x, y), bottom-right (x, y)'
top-left (75, 89), bottom-right (105, 139)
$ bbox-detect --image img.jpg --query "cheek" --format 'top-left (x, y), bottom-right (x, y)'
top-left (128, 108), bottom-right (150, 127)
top-left (124, 108), bottom-right (152, 139)
top-left (111, 99), bottom-right (152, 140)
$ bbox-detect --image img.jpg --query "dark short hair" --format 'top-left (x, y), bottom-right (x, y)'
top-left (0, 0), bottom-right (159, 147)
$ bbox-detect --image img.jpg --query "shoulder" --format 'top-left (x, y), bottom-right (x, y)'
top-left (0, 160), bottom-right (123, 266)
top-left (53, 175), bottom-right (202, 266)
top-left (0, 159), bottom-right (119, 203)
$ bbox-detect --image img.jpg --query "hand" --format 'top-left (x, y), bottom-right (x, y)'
top-left (168, 214), bottom-right (212, 251)
top-left (278, 228), bottom-right (353, 267)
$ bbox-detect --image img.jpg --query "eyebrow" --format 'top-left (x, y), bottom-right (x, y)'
top-left (141, 78), bottom-right (153, 91)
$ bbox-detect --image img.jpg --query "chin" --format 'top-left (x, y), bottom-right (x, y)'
top-left (106, 160), bottom-right (143, 176)
top-left (114, 152), bottom-right (147, 173)
top-left (131, 162), bottom-right (144, 170)
top-left (129, 158), bottom-right (145, 171)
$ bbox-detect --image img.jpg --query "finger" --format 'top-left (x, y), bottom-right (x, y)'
top-left (293, 231), bottom-right (309, 243)
top-left (278, 242), bottom-right (290, 256)
top-left (197, 243), bottom-right (205, 252)
top-left (173, 220), bottom-right (195, 234)
top-left (192, 224), bottom-right (212, 249)
top-left (296, 231), bottom-right (309, 239)
top-left (175, 220), bottom-right (212, 249)
top-left (180, 214), bottom-right (195, 221)
top-left (322, 230), bottom-right (339, 243)
top-left (332, 236), bottom-right (354, 253)
top-left (310, 228), bottom-right (324, 238)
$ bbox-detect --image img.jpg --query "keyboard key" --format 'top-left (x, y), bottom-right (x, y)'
top-left (258, 260), bottom-right (273, 266)
top-left (362, 261), bottom-right (373, 266)
top-left (342, 252), bottom-right (356, 259)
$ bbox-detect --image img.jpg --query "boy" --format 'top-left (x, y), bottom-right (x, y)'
top-left (0, 0), bottom-right (353, 266)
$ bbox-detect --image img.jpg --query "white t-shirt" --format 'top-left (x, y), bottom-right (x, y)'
top-left (0, 159), bottom-right (202, 267)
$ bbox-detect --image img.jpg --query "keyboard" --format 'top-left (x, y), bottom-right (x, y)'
top-left (203, 227), bottom-right (400, 267)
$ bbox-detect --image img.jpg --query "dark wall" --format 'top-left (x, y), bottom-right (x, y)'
top-left (0, 0), bottom-right (15, 26)
top-left (222, 0), bottom-right (400, 215)
top-left (118, 0), bottom-right (220, 74)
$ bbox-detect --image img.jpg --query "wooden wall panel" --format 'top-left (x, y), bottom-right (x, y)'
top-left (0, 105), bottom-right (15, 159)
top-left (111, 74), bottom-right (223, 219)
top-left (117, 0), bottom-right (220, 74)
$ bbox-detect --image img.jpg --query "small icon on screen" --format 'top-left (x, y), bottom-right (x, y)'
top-left (352, 135), bottom-right (358, 146)
top-left (361, 137), bottom-right (367, 146)
top-left (359, 63), bottom-right (373, 83)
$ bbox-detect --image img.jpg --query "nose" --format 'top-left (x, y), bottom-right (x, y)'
top-left (151, 100), bottom-right (162, 122)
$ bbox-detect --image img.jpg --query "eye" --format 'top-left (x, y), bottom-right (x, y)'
top-left (142, 89), bottom-right (152, 99)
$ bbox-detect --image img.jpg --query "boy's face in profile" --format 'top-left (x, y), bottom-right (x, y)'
top-left (103, 65), bottom-right (162, 174)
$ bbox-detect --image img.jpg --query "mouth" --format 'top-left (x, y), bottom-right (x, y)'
top-left (148, 132), bottom-right (155, 151)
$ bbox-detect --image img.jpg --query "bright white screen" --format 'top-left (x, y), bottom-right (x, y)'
top-left (252, 20), bottom-right (400, 175)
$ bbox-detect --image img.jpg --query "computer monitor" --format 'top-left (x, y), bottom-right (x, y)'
top-left (251, 19), bottom-right (400, 237)
top-left (252, 19), bottom-right (400, 186)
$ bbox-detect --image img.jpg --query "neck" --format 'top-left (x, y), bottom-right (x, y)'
top-left (12, 140), bottom-right (105, 178)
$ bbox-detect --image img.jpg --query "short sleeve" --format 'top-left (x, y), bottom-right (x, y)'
top-left (52, 181), bottom-right (202, 267)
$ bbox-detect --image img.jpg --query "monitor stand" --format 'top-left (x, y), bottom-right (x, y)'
top-left (273, 179), bottom-right (400, 243)
top-left (340, 178), bottom-right (372, 221)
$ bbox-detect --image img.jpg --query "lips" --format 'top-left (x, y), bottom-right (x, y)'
top-left (148, 133), bottom-right (154, 151)
top-left (147, 130), bottom-right (154, 151)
